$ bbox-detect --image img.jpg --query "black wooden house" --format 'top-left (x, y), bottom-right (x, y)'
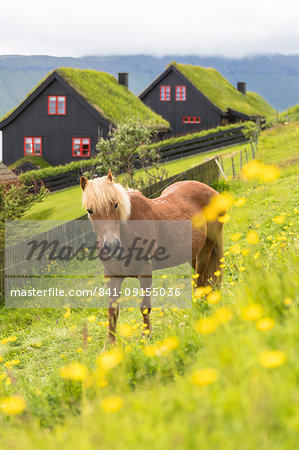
top-left (0, 69), bottom-right (169, 167)
top-left (140, 62), bottom-right (274, 137)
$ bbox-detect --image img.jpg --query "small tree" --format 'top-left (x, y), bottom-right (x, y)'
top-left (0, 182), bottom-right (46, 249)
top-left (92, 119), bottom-right (168, 189)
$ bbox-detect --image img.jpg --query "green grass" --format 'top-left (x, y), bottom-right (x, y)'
top-left (0, 121), bottom-right (298, 448)
top-left (23, 119), bottom-right (299, 222)
top-left (173, 62), bottom-right (275, 117)
top-left (21, 142), bottom-right (249, 221)
top-left (9, 156), bottom-right (52, 170)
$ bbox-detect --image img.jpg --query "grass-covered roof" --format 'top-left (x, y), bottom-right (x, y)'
top-left (59, 68), bottom-right (170, 129)
top-left (0, 68), bottom-right (170, 130)
top-left (172, 62), bottom-right (275, 117)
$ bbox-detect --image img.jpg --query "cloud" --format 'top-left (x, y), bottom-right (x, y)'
top-left (0, 0), bottom-right (298, 57)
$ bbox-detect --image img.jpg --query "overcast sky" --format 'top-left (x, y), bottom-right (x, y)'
top-left (0, 0), bottom-right (298, 57)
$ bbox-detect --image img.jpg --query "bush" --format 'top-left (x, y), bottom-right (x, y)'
top-left (148, 122), bottom-right (249, 151)
top-left (19, 157), bottom-right (99, 183)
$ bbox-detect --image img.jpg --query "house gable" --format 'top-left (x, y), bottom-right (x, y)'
top-left (0, 71), bottom-right (111, 130)
top-left (1, 75), bottom-right (110, 166)
top-left (140, 65), bottom-right (224, 136)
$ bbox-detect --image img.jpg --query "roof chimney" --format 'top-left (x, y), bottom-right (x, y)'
top-left (237, 82), bottom-right (246, 95)
top-left (118, 73), bottom-right (129, 88)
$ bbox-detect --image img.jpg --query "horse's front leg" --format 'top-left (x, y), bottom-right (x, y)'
top-left (104, 275), bottom-right (124, 349)
top-left (139, 275), bottom-right (152, 338)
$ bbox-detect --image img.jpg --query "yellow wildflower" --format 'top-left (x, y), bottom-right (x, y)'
top-left (214, 270), bottom-right (221, 277)
top-left (214, 307), bottom-right (233, 324)
top-left (191, 368), bottom-right (219, 387)
top-left (218, 214), bottom-right (230, 224)
top-left (159, 337), bottom-right (179, 354)
top-left (194, 286), bottom-right (212, 298)
top-left (260, 165), bottom-right (280, 182)
top-left (0, 338), bottom-right (9, 345)
top-left (241, 304), bottom-right (263, 321)
top-left (143, 344), bottom-right (159, 357)
top-left (256, 318), bottom-right (275, 331)
top-left (230, 243), bottom-right (241, 254)
top-left (206, 291), bottom-right (221, 304)
top-left (241, 248), bottom-right (250, 256)
top-left (0, 396), bottom-right (26, 415)
top-left (192, 212), bottom-right (205, 229)
top-left (97, 349), bottom-right (123, 371)
top-left (234, 197), bottom-right (246, 207)
top-left (64, 308), bottom-right (71, 319)
top-left (272, 215), bottom-right (285, 224)
top-left (241, 160), bottom-right (280, 182)
top-left (247, 231), bottom-right (259, 244)
top-left (10, 359), bottom-right (20, 366)
top-left (259, 350), bottom-right (286, 368)
top-left (101, 396), bottom-right (124, 413)
top-left (195, 317), bottom-right (218, 335)
top-left (7, 336), bottom-right (17, 342)
top-left (230, 232), bottom-right (242, 242)
top-left (87, 315), bottom-right (97, 322)
top-left (203, 193), bottom-right (234, 222)
top-left (283, 297), bottom-right (292, 306)
top-left (60, 362), bottom-right (89, 381)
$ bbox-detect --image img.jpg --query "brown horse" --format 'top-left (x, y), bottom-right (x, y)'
top-left (80, 170), bottom-right (223, 346)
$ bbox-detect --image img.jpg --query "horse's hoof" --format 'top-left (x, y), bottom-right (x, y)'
top-left (102, 339), bottom-right (116, 351)
top-left (141, 332), bottom-right (152, 340)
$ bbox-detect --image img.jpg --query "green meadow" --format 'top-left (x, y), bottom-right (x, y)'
top-left (0, 121), bottom-right (298, 449)
top-left (22, 140), bottom-right (250, 221)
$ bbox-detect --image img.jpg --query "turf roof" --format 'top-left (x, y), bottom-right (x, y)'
top-left (0, 68), bottom-right (170, 130)
top-left (57, 68), bottom-right (169, 129)
top-left (171, 62), bottom-right (275, 117)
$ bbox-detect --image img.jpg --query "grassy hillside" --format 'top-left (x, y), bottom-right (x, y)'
top-left (0, 121), bottom-right (298, 448)
top-left (174, 62), bottom-right (275, 117)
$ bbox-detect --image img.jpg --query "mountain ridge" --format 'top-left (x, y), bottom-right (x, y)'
top-left (0, 53), bottom-right (299, 117)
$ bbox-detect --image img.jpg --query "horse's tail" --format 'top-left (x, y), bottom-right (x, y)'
top-left (204, 227), bottom-right (224, 286)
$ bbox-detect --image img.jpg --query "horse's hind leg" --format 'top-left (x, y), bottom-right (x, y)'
top-left (139, 275), bottom-right (152, 338)
top-left (104, 276), bottom-right (124, 349)
top-left (195, 238), bottom-right (217, 287)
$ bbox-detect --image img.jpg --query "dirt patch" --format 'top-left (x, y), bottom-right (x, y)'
top-left (278, 156), bottom-right (299, 168)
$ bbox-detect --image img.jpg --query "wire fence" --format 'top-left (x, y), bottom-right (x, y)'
top-left (215, 141), bottom-right (257, 180)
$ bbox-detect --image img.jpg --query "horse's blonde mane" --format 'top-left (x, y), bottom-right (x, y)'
top-left (82, 176), bottom-right (131, 220)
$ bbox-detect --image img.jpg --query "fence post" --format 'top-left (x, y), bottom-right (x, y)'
top-left (231, 157), bottom-right (235, 178)
top-left (244, 148), bottom-right (248, 163)
top-left (215, 158), bottom-right (228, 182)
top-left (251, 142), bottom-right (255, 158)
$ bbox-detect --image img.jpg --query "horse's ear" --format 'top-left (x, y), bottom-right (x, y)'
top-left (80, 176), bottom-right (88, 191)
top-left (107, 169), bottom-right (113, 182)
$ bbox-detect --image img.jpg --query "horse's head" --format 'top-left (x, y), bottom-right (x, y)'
top-left (80, 170), bottom-right (131, 255)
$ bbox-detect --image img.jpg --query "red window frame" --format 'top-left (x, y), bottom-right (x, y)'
top-left (48, 96), bottom-right (66, 115)
top-left (175, 86), bottom-right (186, 101)
top-left (160, 85), bottom-right (171, 101)
top-left (24, 137), bottom-right (42, 156)
top-left (72, 138), bottom-right (91, 157)
top-left (183, 117), bottom-right (201, 124)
